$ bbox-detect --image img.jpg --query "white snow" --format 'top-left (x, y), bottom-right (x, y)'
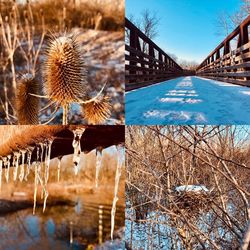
top-left (175, 185), bottom-right (209, 193)
top-left (126, 76), bottom-right (250, 124)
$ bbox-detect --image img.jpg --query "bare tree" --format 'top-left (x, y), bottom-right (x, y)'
top-left (127, 9), bottom-right (160, 53)
top-left (178, 59), bottom-right (199, 70)
top-left (216, 0), bottom-right (250, 38)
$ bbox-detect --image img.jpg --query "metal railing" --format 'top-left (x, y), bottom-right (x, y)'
top-left (125, 18), bottom-right (184, 91)
top-left (197, 15), bottom-right (250, 87)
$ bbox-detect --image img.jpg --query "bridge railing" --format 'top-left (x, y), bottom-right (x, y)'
top-left (125, 18), bottom-right (183, 91)
top-left (197, 15), bottom-right (250, 87)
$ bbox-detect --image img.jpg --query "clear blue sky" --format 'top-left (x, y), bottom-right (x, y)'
top-left (126, 0), bottom-right (243, 63)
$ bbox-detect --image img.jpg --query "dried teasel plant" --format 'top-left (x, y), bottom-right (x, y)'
top-left (81, 95), bottom-right (111, 124)
top-left (16, 73), bottom-right (40, 125)
top-left (31, 32), bottom-right (110, 125)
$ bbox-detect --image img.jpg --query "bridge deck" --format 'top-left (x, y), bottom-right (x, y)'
top-left (125, 76), bottom-right (250, 124)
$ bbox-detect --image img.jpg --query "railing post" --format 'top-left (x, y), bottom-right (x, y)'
top-left (129, 27), bottom-right (137, 83)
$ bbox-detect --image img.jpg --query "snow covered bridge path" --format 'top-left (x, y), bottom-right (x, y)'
top-left (125, 76), bottom-right (250, 125)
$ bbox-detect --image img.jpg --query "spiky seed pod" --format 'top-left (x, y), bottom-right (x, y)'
top-left (82, 95), bottom-right (111, 125)
top-left (43, 34), bottom-right (87, 106)
top-left (16, 74), bottom-right (39, 125)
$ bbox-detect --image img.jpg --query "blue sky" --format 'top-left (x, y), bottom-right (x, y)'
top-left (126, 0), bottom-right (243, 63)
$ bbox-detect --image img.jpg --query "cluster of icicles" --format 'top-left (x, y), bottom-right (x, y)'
top-left (0, 128), bottom-right (124, 241)
top-left (0, 138), bottom-right (53, 215)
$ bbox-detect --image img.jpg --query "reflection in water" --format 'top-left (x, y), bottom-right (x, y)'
top-left (0, 200), bottom-right (124, 250)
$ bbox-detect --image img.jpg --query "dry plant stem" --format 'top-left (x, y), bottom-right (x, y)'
top-left (211, 160), bottom-right (232, 228)
top-left (241, 219), bottom-right (250, 250)
top-left (148, 127), bottom-right (250, 196)
top-left (78, 82), bottom-right (107, 104)
top-left (41, 106), bottom-right (60, 125)
top-left (205, 142), bottom-right (250, 221)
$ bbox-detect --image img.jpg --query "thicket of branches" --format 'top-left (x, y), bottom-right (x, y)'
top-left (216, 0), bottom-right (250, 37)
top-left (126, 126), bottom-right (250, 250)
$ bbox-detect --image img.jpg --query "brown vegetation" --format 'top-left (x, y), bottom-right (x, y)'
top-left (0, 0), bottom-right (124, 124)
top-left (126, 126), bottom-right (250, 249)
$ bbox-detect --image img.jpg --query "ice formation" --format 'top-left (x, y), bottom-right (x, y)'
top-left (3, 157), bottom-right (8, 183)
top-left (111, 144), bottom-right (124, 240)
top-left (19, 150), bottom-right (26, 182)
top-left (25, 147), bottom-right (34, 181)
top-left (72, 128), bottom-right (85, 175)
top-left (57, 156), bottom-right (62, 182)
top-left (13, 152), bottom-right (21, 181)
top-left (33, 162), bottom-right (39, 215)
top-left (95, 147), bottom-right (103, 188)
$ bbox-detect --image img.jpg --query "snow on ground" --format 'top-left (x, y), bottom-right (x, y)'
top-left (125, 76), bottom-right (250, 125)
top-left (175, 185), bottom-right (209, 193)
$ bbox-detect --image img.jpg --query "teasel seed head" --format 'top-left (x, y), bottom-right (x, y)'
top-left (81, 95), bottom-right (111, 125)
top-left (43, 33), bottom-right (87, 106)
top-left (16, 73), bottom-right (39, 125)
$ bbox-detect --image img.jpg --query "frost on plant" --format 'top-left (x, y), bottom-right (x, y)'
top-left (111, 144), bottom-right (124, 240)
top-left (72, 128), bottom-right (85, 175)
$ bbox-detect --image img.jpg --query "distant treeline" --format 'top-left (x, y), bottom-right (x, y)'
top-left (0, 0), bottom-right (124, 31)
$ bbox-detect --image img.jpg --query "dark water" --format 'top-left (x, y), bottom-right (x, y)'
top-left (0, 200), bottom-right (125, 250)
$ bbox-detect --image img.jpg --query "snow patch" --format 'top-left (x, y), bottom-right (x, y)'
top-left (159, 98), bottom-right (202, 104)
top-left (241, 91), bottom-right (250, 96)
top-left (175, 185), bottom-right (209, 193)
top-left (159, 97), bottom-right (184, 103)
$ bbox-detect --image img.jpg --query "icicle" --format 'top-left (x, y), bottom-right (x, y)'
top-left (19, 150), bottom-right (26, 182)
top-left (24, 147), bottom-right (34, 181)
top-left (95, 147), bottom-right (103, 188)
top-left (33, 162), bottom-right (39, 215)
top-left (3, 157), bottom-right (8, 183)
top-left (13, 152), bottom-right (21, 181)
top-left (41, 139), bottom-right (53, 213)
top-left (70, 221), bottom-right (73, 244)
top-left (57, 156), bottom-right (62, 182)
top-left (44, 139), bottom-right (53, 184)
top-left (6, 155), bottom-right (11, 183)
top-left (33, 146), bottom-right (40, 215)
top-left (72, 128), bottom-right (85, 175)
top-left (42, 189), bottom-right (49, 213)
top-left (0, 159), bottom-right (2, 190)
top-left (39, 142), bottom-right (45, 184)
top-left (111, 144), bottom-right (124, 241)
